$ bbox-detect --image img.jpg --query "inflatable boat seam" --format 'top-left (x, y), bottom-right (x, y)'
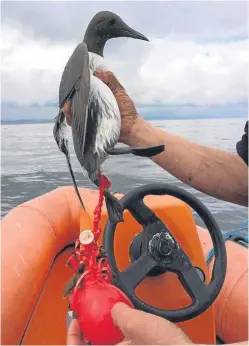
top-left (20, 244), bottom-right (75, 344)
top-left (16, 205), bottom-right (58, 241)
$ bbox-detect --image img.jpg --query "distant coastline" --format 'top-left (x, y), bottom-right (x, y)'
top-left (1, 114), bottom-right (247, 125)
top-left (1, 119), bottom-right (55, 125)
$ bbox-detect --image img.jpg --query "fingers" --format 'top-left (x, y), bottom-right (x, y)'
top-left (111, 303), bottom-right (147, 339)
top-left (67, 318), bottom-right (86, 345)
top-left (111, 303), bottom-right (193, 345)
top-left (94, 71), bottom-right (124, 94)
top-left (116, 339), bottom-right (132, 345)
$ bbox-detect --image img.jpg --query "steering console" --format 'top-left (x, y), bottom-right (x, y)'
top-left (103, 183), bottom-right (227, 322)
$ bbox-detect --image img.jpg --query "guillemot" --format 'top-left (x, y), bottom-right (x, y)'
top-left (53, 11), bottom-right (165, 223)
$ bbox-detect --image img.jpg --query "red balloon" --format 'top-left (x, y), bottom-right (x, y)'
top-left (70, 280), bottom-right (134, 345)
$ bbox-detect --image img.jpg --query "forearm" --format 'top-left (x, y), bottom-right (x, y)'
top-left (127, 117), bottom-right (248, 206)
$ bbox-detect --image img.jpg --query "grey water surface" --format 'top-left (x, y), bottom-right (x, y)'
top-left (1, 118), bottom-right (248, 231)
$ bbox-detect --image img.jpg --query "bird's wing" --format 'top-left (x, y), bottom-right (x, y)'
top-left (60, 41), bottom-right (90, 156)
top-left (59, 42), bottom-right (90, 163)
top-left (53, 42), bottom-right (90, 209)
top-left (59, 42), bottom-right (90, 108)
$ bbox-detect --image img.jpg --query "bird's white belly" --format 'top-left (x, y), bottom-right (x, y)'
top-left (89, 52), bottom-right (109, 72)
top-left (89, 74), bottom-right (121, 154)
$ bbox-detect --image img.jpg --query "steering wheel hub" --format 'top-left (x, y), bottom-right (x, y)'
top-left (149, 232), bottom-right (177, 258)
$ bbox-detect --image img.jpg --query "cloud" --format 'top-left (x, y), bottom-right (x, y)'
top-left (112, 36), bottom-right (248, 106)
top-left (1, 22), bottom-right (248, 110)
top-left (1, 25), bottom-right (76, 105)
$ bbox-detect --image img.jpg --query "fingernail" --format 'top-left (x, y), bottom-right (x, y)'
top-left (66, 310), bottom-right (77, 330)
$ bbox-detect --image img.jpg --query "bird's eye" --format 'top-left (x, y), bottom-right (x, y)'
top-left (109, 19), bottom-right (116, 25)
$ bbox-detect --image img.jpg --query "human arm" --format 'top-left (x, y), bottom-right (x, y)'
top-left (95, 71), bottom-right (248, 207)
top-left (126, 117), bottom-right (248, 206)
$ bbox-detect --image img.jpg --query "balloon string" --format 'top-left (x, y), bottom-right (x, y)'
top-left (67, 172), bottom-right (113, 286)
top-left (92, 172), bottom-right (108, 235)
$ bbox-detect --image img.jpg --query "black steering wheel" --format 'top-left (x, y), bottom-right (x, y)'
top-left (103, 183), bottom-right (227, 322)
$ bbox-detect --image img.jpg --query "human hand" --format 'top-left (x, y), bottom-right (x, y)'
top-left (67, 305), bottom-right (192, 346)
top-left (111, 303), bottom-right (193, 345)
top-left (63, 101), bottom-right (72, 126)
top-left (94, 71), bottom-right (139, 145)
top-left (67, 318), bottom-right (86, 345)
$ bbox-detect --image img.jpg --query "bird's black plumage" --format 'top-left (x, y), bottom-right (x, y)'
top-left (59, 43), bottom-right (88, 108)
top-left (83, 11), bottom-right (149, 56)
top-left (59, 42), bottom-right (90, 157)
top-left (54, 42), bottom-right (90, 209)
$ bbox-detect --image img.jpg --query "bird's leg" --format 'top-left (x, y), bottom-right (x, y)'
top-left (106, 145), bottom-right (165, 158)
top-left (93, 173), bottom-right (111, 193)
top-left (99, 172), bottom-right (112, 190)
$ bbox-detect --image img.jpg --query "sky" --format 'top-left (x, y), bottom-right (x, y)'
top-left (1, 0), bottom-right (248, 121)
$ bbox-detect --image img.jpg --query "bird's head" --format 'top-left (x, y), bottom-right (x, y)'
top-left (84, 11), bottom-right (149, 55)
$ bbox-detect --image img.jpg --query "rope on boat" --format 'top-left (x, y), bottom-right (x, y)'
top-left (206, 220), bottom-right (248, 266)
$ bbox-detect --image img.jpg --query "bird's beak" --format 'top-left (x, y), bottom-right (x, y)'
top-left (118, 22), bottom-right (149, 42)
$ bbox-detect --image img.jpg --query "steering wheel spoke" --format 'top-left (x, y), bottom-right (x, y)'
top-left (177, 265), bottom-right (208, 303)
top-left (128, 200), bottom-right (157, 225)
top-left (119, 254), bottom-right (158, 290)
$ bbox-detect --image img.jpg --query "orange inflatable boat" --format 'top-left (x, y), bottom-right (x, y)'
top-left (1, 184), bottom-right (248, 345)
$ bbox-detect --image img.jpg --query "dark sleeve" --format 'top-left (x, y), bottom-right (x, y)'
top-left (236, 121), bottom-right (248, 165)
